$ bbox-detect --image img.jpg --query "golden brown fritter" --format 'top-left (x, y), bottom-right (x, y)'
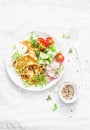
top-left (21, 64), bottom-right (44, 85)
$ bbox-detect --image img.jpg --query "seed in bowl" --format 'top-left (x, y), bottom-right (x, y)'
top-left (61, 84), bottom-right (74, 100)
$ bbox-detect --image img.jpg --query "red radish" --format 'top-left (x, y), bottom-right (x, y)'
top-left (51, 61), bottom-right (60, 70)
top-left (47, 70), bottom-right (56, 78)
top-left (46, 64), bottom-right (52, 71)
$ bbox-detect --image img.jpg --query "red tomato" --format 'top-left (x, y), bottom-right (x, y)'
top-left (55, 53), bottom-right (64, 62)
top-left (46, 37), bottom-right (54, 47)
top-left (38, 38), bottom-right (46, 47)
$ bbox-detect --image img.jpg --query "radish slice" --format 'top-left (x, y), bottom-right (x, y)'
top-left (51, 61), bottom-right (60, 69)
top-left (46, 64), bottom-right (52, 71)
top-left (47, 70), bottom-right (56, 78)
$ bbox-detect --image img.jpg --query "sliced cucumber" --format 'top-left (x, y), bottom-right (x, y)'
top-left (38, 59), bottom-right (50, 65)
top-left (40, 52), bottom-right (49, 60)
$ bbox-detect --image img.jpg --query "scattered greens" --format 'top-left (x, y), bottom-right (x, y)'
top-left (46, 95), bottom-right (52, 101)
top-left (52, 103), bottom-right (58, 112)
top-left (62, 34), bottom-right (70, 39)
top-left (68, 48), bottom-right (73, 53)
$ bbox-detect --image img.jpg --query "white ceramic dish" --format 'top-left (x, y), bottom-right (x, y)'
top-left (6, 31), bottom-right (65, 91)
top-left (58, 81), bottom-right (78, 103)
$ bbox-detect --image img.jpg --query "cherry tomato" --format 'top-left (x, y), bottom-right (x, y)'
top-left (38, 38), bottom-right (46, 47)
top-left (46, 37), bottom-right (54, 47)
top-left (55, 52), bottom-right (64, 62)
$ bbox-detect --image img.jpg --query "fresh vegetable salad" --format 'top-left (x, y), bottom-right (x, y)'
top-left (12, 32), bottom-right (65, 87)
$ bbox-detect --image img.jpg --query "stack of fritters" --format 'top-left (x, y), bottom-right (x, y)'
top-left (13, 41), bottom-right (44, 85)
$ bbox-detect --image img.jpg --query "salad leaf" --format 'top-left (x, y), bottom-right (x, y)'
top-left (12, 50), bottom-right (21, 60)
top-left (30, 33), bottom-right (38, 48)
top-left (48, 44), bottom-right (57, 52)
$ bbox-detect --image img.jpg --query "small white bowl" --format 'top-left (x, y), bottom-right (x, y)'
top-left (58, 81), bottom-right (78, 104)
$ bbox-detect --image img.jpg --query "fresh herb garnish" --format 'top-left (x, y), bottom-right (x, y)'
top-left (68, 48), bottom-right (73, 53)
top-left (52, 103), bottom-right (58, 112)
top-left (12, 51), bottom-right (21, 60)
top-left (46, 95), bottom-right (52, 101)
top-left (62, 34), bottom-right (70, 39)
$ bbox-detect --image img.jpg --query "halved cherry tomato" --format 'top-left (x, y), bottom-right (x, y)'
top-left (38, 38), bottom-right (46, 47)
top-left (46, 37), bottom-right (54, 47)
top-left (55, 52), bottom-right (64, 62)
top-left (37, 37), bottom-right (46, 50)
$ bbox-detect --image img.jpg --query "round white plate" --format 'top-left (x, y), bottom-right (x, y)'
top-left (6, 31), bottom-right (65, 91)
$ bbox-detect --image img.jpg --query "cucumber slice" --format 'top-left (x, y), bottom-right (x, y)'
top-left (40, 52), bottom-right (49, 59)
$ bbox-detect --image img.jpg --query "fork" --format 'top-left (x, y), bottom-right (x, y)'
top-left (70, 28), bottom-right (90, 90)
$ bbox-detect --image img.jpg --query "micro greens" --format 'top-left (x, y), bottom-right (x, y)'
top-left (62, 34), bottom-right (70, 39)
top-left (12, 50), bottom-right (21, 60)
top-left (34, 73), bottom-right (47, 87)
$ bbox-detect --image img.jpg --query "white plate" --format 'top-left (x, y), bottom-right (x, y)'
top-left (6, 31), bottom-right (65, 91)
